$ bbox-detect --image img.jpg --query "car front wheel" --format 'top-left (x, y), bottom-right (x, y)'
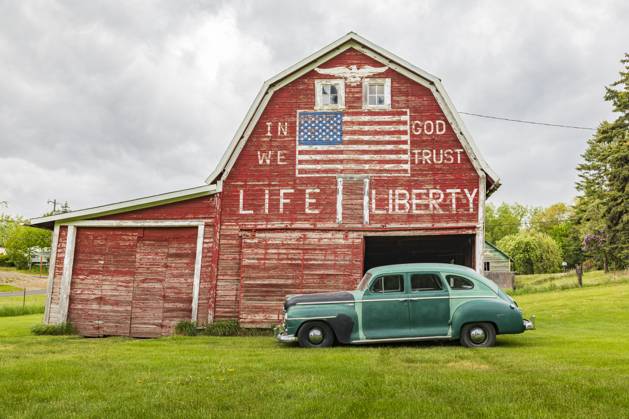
top-left (297, 321), bottom-right (335, 348)
top-left (460, 323), bottom-right (496, 348)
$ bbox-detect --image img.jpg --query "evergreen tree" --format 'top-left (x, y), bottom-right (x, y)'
top-left (575, 53), bottom-right (629, 269)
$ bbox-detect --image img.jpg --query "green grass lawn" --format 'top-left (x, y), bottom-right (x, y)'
top-left (0, 284), bottom-right (23, 292)
top-left (513, 269), bottom-right (629, 294)
top-left (1, 284), bottom-right (628, 418)
top-left (0, 294), bottom-right (46, 317)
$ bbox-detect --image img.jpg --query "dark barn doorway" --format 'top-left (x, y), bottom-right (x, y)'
top-left (363, 235), bottom-right (475, 273)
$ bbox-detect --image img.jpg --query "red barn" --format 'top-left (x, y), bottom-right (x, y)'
top-left (31, 33), bottom-right (499, 336)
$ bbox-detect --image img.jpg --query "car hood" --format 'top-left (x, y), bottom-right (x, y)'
top-left (284, 291), bottom-right (355, 310)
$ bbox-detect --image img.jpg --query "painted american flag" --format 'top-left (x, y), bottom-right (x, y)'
top-left (296, 110), bottom-right (410, 176)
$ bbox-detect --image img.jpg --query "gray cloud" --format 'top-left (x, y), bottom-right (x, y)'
top-left (1, 0), bottom-right (627, 217)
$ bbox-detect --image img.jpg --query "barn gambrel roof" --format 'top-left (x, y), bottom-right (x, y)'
top-left (206, 32), bottom-right (500, 194)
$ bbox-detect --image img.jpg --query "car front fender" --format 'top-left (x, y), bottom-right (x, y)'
top-left (285, 304), bottom-right (357, 343)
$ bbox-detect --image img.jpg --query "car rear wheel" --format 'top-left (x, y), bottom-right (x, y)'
top-left (460, 323), bottom-right (496, 348)
top-left (297, 321), bottom-right (335, 348)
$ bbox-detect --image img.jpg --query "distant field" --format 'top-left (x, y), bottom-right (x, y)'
top-left (0, 282), bottom-right (628, 418)
top-left (0, 294), bottom-right (45, 307)
top-left (513, 269), bottom-right (628, 294)
top-left (0, 294), bottom-right (45, 317)
top-left (0, 266), bottom-right (49, 275)
top-left (0, 284), bottom-right (23, 292)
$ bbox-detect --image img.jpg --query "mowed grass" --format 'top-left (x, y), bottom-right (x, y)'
top-left (513, 269), bottom-right (629, 294)
top-left (1, 285), bottom-right (628, 418)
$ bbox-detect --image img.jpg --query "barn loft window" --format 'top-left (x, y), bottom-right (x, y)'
top-left (484, 261), bottom-right (491, 271)
top-left (363, 78), bottom-right (391, 109)
top-left (315, 79), bottom-right (345, 110)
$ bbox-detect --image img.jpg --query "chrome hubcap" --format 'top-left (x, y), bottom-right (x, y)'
top-left (469, 327), bottom-right (487, 344)
top-left (308, 328), bottom-right (324, 344)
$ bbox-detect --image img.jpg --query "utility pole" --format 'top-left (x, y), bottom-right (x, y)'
top-left (47, 199), bottom-right (58, 214)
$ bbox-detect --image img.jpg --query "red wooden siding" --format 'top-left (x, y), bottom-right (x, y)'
top-left (104, 196), bottom-right (218, 324)
top-left (239, 230), bottom-right (363, 327)
top-left (342, 179), bottom-right (365, 224)
top-left (68, 227), bottom-right (198, 337)
top-left (216, 47), bottom-right (481, 324)
top-left (101, 196), bottom-right (214, 220)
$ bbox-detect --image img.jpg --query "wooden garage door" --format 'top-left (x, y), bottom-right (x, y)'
top-left (68, 227), bottom-right (197, 337)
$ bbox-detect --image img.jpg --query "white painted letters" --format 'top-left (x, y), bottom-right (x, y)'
top-left (277, 122), bottom-right (288, 136)
top-left (305, 188), bottom-right (320, 214)
top-left (238, 186), bottom-right (478, 216)
top-left (279, 189), bottom-right (294, 213)
top-left (239, 190), bottom-right (253, 214)
top-left (394, 189), bottom-right (410, 213)
top-left (464, 188), bottom-right (478, 213)
top-left (258, 151), bottom-right (272, 165)
top-left (371, 189), bottom-right (387, 214)
top-left (428, 189), bottom-right (444, 213)
top-left (411, 120), bottom-right (446, 135)
top-left (277, 151), bottom-right (286, 165)
top-left (412, 149), bottom-right (464, 164)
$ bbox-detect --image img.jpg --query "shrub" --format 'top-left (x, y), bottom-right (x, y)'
top-left (4, 225), bottom-right (51, 269)
top-left (497, 231), bottom-right (563, 274)
top-left (0, 253), bottom-right (13, 267)
top-left (174, 320), bottom-right (199, 336)
top-left (203, 320), bottom-right (241, 336)
top-left (31, 323), bottom-right (75, 335)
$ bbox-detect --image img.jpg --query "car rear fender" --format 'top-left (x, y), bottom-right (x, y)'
top-left (450, 299), bottom-right (523, 338)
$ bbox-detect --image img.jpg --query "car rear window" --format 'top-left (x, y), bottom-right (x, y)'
top-left (410, 274), bottom-right (443, 291)
top-left (371, 274), bottom-right (403, 293)
top-left (446, 274), bottom-right (475, 290)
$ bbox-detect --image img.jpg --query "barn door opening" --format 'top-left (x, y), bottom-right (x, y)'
top-left (363, 234), bottom-right (475, 273)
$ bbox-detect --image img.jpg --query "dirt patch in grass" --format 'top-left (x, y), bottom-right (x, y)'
top-left (446, 360), bottom-right (490, 370)
top-left (0, 269), bottom-right (48, 290)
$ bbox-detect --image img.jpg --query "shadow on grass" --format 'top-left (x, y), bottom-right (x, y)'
top-left (276, 337), bottom-right (537, 350)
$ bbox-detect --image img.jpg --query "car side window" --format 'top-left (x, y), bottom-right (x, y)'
top-left (371, 274), bottom-right (404, 293)
top-left (446, 274), bottom-right (475, 290)
top-left (410, 274), bottom-right (443, 291)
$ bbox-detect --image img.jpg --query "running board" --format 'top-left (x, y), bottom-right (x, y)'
top-left (352, 335), bottom-right (452, 344)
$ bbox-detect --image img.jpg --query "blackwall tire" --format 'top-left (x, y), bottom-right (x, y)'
top-left (297, 321), bottom-right (335, 348)
top-left (460, 323), bottom-right (496, 348)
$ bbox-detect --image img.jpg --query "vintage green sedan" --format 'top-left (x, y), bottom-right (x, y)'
top-left (276, 263), bottom-right (534, 348)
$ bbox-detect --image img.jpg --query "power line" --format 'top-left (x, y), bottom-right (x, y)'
top-left (459, 111), bottom-right (596, 131)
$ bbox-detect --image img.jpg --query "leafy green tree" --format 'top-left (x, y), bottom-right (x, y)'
top-left (575, 53), bottom-right (629, 269)
top-left (529, 203), bottom-right (582, 265)
top-left (485, 202), bottom-right (528, 243)
top-left (0, 214), bottom-right (22, 248)
top-left (4, 225), bottom-right (52, 269)
top-left (497, 231), bottom-right (562, 274)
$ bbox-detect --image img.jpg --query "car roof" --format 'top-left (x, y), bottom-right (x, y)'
top-left (367, 263), bottom-right (477, 276)
top-left (366, 263), bottom-right (499, 292)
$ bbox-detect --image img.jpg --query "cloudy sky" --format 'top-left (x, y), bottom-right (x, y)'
top-left (1, 0), bottom-right (627, 218)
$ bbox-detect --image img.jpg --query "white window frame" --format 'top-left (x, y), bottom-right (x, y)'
top-left (315, 79), bottom-right (345, 110)
top-left (363, 78), bottom-right (391, 109)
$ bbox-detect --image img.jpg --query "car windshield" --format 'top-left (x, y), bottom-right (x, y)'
top-left (357, 272), bottom-right (372, 291)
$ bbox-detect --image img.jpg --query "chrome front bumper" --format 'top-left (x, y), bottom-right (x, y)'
top-left (523, 315), bottom-right (536, 330)
top-left (275, 332), bottom-right (298, 343)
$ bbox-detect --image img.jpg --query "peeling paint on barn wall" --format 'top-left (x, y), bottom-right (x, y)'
top-left (216, 48), bottom-right (483, 326)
